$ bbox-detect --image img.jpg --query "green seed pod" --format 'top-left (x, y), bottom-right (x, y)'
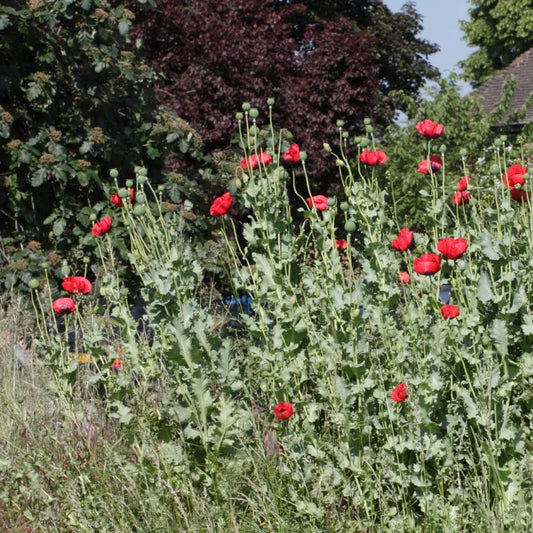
top-left (336, 119), bottom-right (345, 128)
top-left (242, 102), bottom-right (251, 111)
top-left (157, 184), bottom-right (164, 192)
top-left (133, 205), bottom-right (146, 216)
top-left (323, 142), bottom-right (332, 153)
top-left (249, 108), bottom-right (259, 119)
top-left (41, 262), bottom-right (49, 270)
top-left (345, 220), bottom-right (356, 233)
top-left (439, 144), bottom-right (447, 154)
top-left (136, 167), bottom-right (148, 177)
top-left (60, 265), bottom-right (70, 277)
top-left (137, 175), bottom-right (147, 185)
top-left (248, 125), bottom-right (258, 136)
top-left (359, 138), bottom-right (369, 148)
top-left (342, 131), bottom-right (349, 139)
top-left (89, 213), bottom-right (97, 221)
top-left (136, 192), bottom-right (146, 204)
top-left (327, 197), bottom-right (336, 207)
top-left (118, 188), bottom-right (130, 198)
top-left (82, 257), bottom-right (90, 264)
top-left (267, 97), bottom-right (275, 106)
top-left (489, 164), bottom-right (500, 175)
top-left (109, 168), bottom-right (119, 178)
top-left (28, 279), bottom-right (40, 290)
top-left (299, 151), bottom-right (307, 161)
top-left (125, 179), bottom-right (134, 188)
top-left (524, 173), bottom-right (530, 180)
top-left (236, 112), bottom-right (244, 120)
top-left (494, 139), bottom-right (502, 147)
top-left (340, 201), bottom-right (349, 211)
top-left (363, 118), bottom-right (372, 125)
top-left (365, 125), bottom-right (374, 134)
top-left (459, 148), bottom-right (468, 158)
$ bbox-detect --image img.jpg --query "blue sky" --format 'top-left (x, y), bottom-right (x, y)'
top-left (382, 0), bottom-right (472, 90)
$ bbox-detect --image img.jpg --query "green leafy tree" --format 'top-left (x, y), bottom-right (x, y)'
top-left (460, 0), bottom-right (533, 86)
top-left (0, 0), bottom-right (203, 250)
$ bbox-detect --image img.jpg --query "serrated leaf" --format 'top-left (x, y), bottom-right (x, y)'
top-left (479, 229), bottom-right (500, 260)
top-left (31, 167), bottom-right (47, 187)
top-left (477, 270), bottom-right (496, 303)
top-left (490, 319), bottom-right (508, 356)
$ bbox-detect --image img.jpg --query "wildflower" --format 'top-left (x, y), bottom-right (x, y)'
top-left (437, 237), bottom-right (468, 260)
top-left (335, 238), bottom-right (348, 250)
top-left (457, 176), bottom-right (471, 191)
top-left (417, 156), bottom-right (443, 174)
top-left (282, 143), bottom-right (300, 164)
top-left (440, 304), bottom-right (460, 319)
top-left (52, 297), bottom-right (76, 314)
top-left (502, 164), bottom-right (528, 189)
top-left (210, 192), bottom-right (233, 216)
top-left (415, 119), bottom-right (445, 139)
top-left (62, 276), bottom-right (92, 294)
top-left (398, 272), bottom-right (410, 283)
top-left (359, 149), bottom-right (387, 166)
top-left (240, 151), bottom-right (272, 170)
top-left (413, 253), bottom-right (441, 275)
top-left (391, 382), bottom-right (408, 403)
top-left (273, 402), bottom-right (294, 420)
top-left (306, 195), bottom-right (329, 211)
top-left (391, 228), bottom-right (414, 251)
top-left (111, 357), bottom-right (123, 370)
top-left (451, 190), bottom-right (470, 205)
top-left (91, 216), bottom-right (113, 237)
top-left (511, 188), bottom-right (529, 202)
top-left (110, 188), bottom-right (135, 207)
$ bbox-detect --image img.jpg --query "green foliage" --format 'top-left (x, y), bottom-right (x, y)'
top-left (460, 0), bottom-right (533, 86)
top-left (0, 0), bottom-right (205, 264)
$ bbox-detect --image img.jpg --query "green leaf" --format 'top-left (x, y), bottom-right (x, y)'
top-left (477, 270), bottom-right (496, 303)
top-left (53, 218), bottom-right (67, 237)
top-left (118, 19), bottom-right (130, 36)
top-left (521, 314), bottom-right (533, 335)
top-left (490, 319), bottom-right (508, 356)
top-left (31, 167), bottom-right (47, 187)
top-left (479, 229), bottom-right (501, 260)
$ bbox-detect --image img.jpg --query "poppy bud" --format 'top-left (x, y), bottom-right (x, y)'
top-left (242, 102), bottom-right (251, 111)
top-left (236, 112), bottom-right (244, 120)
top-left (345, 220), bottom-right (356, 233)
top-left (323, 143), bottom-right (332, 153)
top-left (28, 279), bottom-right (40, 290)
top-left (133, 205), bottom-right (146, 216)
top-left (267, 97), bottom-right (275, 106)
top-left (249, 108), bottom-right (259, 118)
top-left (125, 179), bottom-right (134, 188)
top-left (118, 188), bottom-right (130, 198)
top-left (109, 168), bottom-right (119, 178)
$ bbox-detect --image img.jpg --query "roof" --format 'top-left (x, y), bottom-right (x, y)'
top-left (475, 48), bottom-right (533, 128)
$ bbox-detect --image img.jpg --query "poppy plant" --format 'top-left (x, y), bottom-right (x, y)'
top-left (306, 195), bottom-right (329, 211)
top-left (440, 304), bottom-right (460, 319)
top-left (391, 382), bottom-right (408, 403)
top-left (273, 402), bottom-right (294, 420)
top-left (240, 151), bottom-right (273, 170)
top-left (456, 176), bottom-right (471, 192)
top-left (415, 119), bottom-right (445, 139)
top-left (210, 192), bottom-right (233, 216)
top-left (52, 297), bottom-right (76, 314)
top-left (502, 164), bottom-right (528, 189)
top-left (437, 237), bottom-right (468, 260)
top-left (91, 216), bottom-right (113, 237)
top-left (110, 188), bottom-right (135, 207)
top-left (451, 190), bottom-right (470, 205)
top-left (391, 228), bottom-right (414, 251)
top-left (417, 156), bottom-right (443, 174)
top-left (111, 357), bottom-right (123, 370)
top-left (511, 188), bottom-right (529, 203)
top-left (359, 149), bottom-right (387, 166)
top-left (398, 271), bottom-right (410, 283)
top-left (62, 276), bottom-right (92, 294)
top-left (282, 143), bottom-right (300, 165)
top-left (335, 238), bottom-right (348, 250)
top-left (413, 253), bottom-right (441, 275)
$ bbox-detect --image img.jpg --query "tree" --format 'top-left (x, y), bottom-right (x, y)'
top-left (460, 0), bottom-right (533, 86)
top-left (0, 0), bottom-right (202, 246)
top-left (126, 0), bottom-right (438, 184)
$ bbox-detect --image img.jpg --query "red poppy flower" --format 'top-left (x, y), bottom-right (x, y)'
top-left (359, 149), bottom-right (387, 166)
top-left (457, 176), bottom-right (471, 192)
top-left (240, 151), bottom-right (273, 170)
top-left (62, 276), bottom-right (92, 294)
top-left (52, 297), bottom-right (76, 314)
top-left (398, 271), bottom-right (410, 283)
top-left (391, 382), bottom-right (408, 403)
top-left (273, 402), bottom-right (294, 420)
top-left (335, 239), bottom-right (348, 250)
top-left (413, 253), bottom-right (441, 275)
top-left (440, 304), bottom-right (460, 319)
top-left (451, 190), bottom-right (470, 205)
top-left (91, 216), bottom-right (113, 237)
top-left (110, 188), bottom-right (135, 207)
top-left (511, 188), bottom-right (529, 203)
top-left (306, 195), bottom-right (329, 211)
top-left (437, 237), bottom-right (468, 260)
top-left (111, 357), bottom-right (123, 370)
top-left (417, 156), bottom-right (443, 174)
top-left (503, 164), bottom-right (528, 189)
top-left (415, 119), bottom-right (445, 139)
top-left (282, 144), bottom-right (300, 164)
top-left (210, 192), bottom-right (233, 216)
top-left (391, 228), bottom-right (414, 251)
